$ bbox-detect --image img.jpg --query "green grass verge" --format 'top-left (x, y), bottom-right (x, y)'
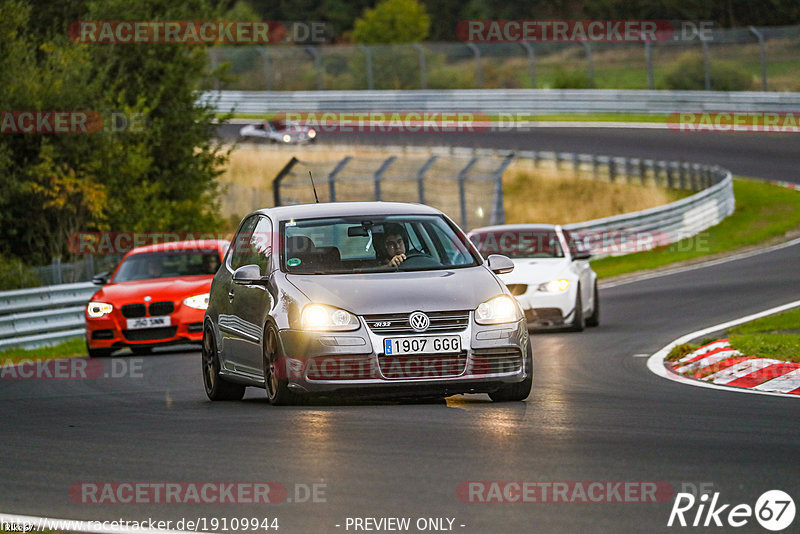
top-left (0, 337), bottom-right (86, 364)
top-left (593, 178), bottom-right (800, 279)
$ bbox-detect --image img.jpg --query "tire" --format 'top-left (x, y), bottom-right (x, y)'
top-left (489, 343), bottom-right (533, 402)
top-left (569, 285), bottom-right (585, 332)
top-left (263, 326), bottom-right (303, 406)
top-left (586, 283), bottom-right (600, 327)
top-left (130, 346), bottom-right (152, 355)
top-left (202, 324), bottom-right (245, 401)
top-left (86, 340), bottom-right (113, 358)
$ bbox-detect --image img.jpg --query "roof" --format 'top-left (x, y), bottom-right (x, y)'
top-left (469, 223), bottom-right (559, 234)
top-left (257, 201), bottom-right (445, 222)
top-left (127, 239), bottom-right (229, 255)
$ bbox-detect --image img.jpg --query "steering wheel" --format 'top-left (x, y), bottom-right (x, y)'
top-left (397, 251), bottom-right (441, 269)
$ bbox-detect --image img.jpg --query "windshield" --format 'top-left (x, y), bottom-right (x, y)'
top-left (281, 215), bottom-right (479, 274)
top-left (469, 229), bottom-right (565, 259)
top-left (113, 250), bottom-right (221, 282)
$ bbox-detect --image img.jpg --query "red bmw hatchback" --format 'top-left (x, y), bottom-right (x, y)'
top-left (85, 240), bottom-right (229, 357)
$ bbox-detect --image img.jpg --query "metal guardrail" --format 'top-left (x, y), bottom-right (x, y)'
top-left (0, 282), bottom-right (95, 351)
top-left (204, 89), bottom-right (800, 115)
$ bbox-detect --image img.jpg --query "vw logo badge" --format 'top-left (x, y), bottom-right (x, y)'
top-left (409, 311), bottom-right (430, 332)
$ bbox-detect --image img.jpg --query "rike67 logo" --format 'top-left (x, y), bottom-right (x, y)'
top-left (668, 489), bottom-right (795, 531)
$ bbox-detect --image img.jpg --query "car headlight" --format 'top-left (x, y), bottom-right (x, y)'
top-left (282, 134), bottom-right (291, 143)
top-left (183, 293), bottom-right (210, 310)
top-left (87, 302), bottom-right (113, 318)
top-left (301, 304), bottom-right (360, 331)
top-left (475, 295), bottom-right (519, 325)
top-left (307, 129), bottom-right (316, 138)
top-left (538, 279), bottom-right (570, 293)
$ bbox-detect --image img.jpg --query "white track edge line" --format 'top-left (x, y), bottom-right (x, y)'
top-left (646, 299), bottom-right (800, 398)
top-left (0, 512), bottom-right (205, 534)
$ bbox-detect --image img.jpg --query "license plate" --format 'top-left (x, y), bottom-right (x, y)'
top-left (126, 316), bottom-right (171, 330)
top-left (383, 336), bottom-right (461, 356)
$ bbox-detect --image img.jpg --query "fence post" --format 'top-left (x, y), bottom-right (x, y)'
top-left (608, 158), bottom-right (617, 183)
top-left (582, 42), bottom-right (595, 84)
top-left (305, 46), bottom-right (323, 90)
top-left (327, 156), bottom-right (352, 203)
top-left (373, 156), bottom-right (396, 201)
top-left (490, 154), bottom-right (514, 226)
top-left (466, 43), bottom-right (482, 88)
top-left (417, 155), bottom-right (437, 204)
top-left (700, 38), bottom-right (711, 90)
top-left (458, 157), bottom-right (479, 228)
top-left (748, 26), bottom-right (768, 92)
top-left (272, 157), bottom-right (299, 207)
top-left (639, 159), bottom-right (648, 185)
top-left (358, 45), bottom-right (375, 90)
top-left (520, 42), bottom-right (537, 88)
top-left (412, 43), bottom-right (428, 89)
top-left (644, 41), bottom-right (654, 90)
top-left (679, 161), bottom-right (687, 190)
top-left (52, 258), bottom-right (62, 285)
top-left (572, 153), bottom-right (580, 176)
top-left (624, 158), bottom-right (633, 184)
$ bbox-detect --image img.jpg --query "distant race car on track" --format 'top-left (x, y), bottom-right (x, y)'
top-left (238, 119), bottom-right (317, 144)
top-left (85, 240), bottom-right (229, 357)
top-left (468, 224), bottom-right (599, 332)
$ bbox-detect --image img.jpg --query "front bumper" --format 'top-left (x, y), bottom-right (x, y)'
top-left (85, 304), bottom-right (206, 350)
top-left (274, 317), bottom-right (530, 395)
top-left (514, 287), bottom-right (576, 327)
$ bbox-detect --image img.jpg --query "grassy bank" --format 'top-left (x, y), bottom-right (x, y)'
top-left (593, 178), bottom-right (800, 279)
top-left (0, 337), bottom-right (86, 364)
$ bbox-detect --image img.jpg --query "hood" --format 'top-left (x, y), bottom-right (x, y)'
top-left (287, 267), bottom-right (504, 315)
top-left (499, 258), bottom-right (571, 285)
top-left (92, 276), bottom-right (212, 304)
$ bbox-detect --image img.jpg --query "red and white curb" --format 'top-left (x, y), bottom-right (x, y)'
top-left (668, 339), bottom-right (800, 395)
top-left (647, 300), bottom-right (800, 398)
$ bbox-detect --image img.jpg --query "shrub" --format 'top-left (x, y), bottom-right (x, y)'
top-left (662, 52), bottom-right (753, 91)
top-left (551, 68), bottom-right (595, 89)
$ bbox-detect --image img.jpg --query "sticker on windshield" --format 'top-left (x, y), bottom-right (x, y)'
top-left (287, 257), bottom-right (301, 267)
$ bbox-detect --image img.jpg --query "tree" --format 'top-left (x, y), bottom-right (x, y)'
top-left (352, 0), bottom-right (430, 44)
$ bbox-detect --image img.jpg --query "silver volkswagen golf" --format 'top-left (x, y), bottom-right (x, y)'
top-left (202, 202), bottom-right (532, 404)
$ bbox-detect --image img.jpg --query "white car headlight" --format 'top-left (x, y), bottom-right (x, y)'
top-left (538, 279), bottom-right (570, 293)
top-left (301, 304), bottom-right (360, 331)
top-left (183, 293), bottom-right (210, 310)
top-left (475, 295), bottom-right (519, 325)
top-left (87, 302), bottom-right (113, 318)
top-left (282, 134), bottom-right (292, 143)
top-left (307, 129), bottom-right (316, 138)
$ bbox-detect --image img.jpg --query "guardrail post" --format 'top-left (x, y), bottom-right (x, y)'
top-left (272, 156), bottom-right (299, 207)
top-left (412, 43), bottom-right (428, 89)
top-left (572, 153), bottom-right (580, 176)
top-left (490, 154), bottom-right (514, 226)
top-left (466, 43), bottom-right (482, 88)
top-left (608, 159), bottom-right (617, 183)
top-left (305, 46), bottom-right (323, 90)
top-left (417, 155), bottom-right (437, 204)
top-left (701, 38), bottom-right (711, 90)
top-left (592, 154), bottom-right (599, 179)
top-left (678, 161), bottom-right (687, 189)
top-left (327, 156), bottom-right (352, 202)
top-left (520, 42), bottom-right (537, 88)
top-left (458, 157), bottom-right (479, 228)
top-left (624, 158), bottom-right (633, 184)
top-left (373, 156), bottom-right (396, 201)
top-left (748, 26), bottom-right (768, 92)
top-left (639, 159), bottom-right (647, 185)
top-left (358, 45), bottom-right (375, 90)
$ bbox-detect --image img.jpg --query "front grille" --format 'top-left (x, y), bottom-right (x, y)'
top-left (148, 301), bottom-right (174, 316)
top-left (364, 310), bottom-right (470, 334)
top-left (122, 327), bottom-right (177, 341)
top-left (470, 347), bottom-right (523, 374)
top-left (121, 304), bottom-right (146, 318)
top-left (379, 352), bottom-right (468, 379)
top-left (506, 284), bottom-right (528, 296)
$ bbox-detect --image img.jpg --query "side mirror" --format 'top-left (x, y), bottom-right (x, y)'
top-left (232, 264), bottom-right (267, 284)
top-left (572, 251), bottom-right (592, 261)
top-left (92, 272), bottom-right (109, 285)
top-left (487, 254), bottom-right (514, 275)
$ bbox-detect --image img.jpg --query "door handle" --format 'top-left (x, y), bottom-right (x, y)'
top-left (228, 289), bottom-right (235, 302)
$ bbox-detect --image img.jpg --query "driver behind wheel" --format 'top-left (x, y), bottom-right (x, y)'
top-left (379, 223), bottom-right (412, 267)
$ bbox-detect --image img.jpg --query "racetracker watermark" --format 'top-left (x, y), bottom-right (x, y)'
top-left (0, 358), bottom-right (142, 380)
top-left (276, 112), bottom-right (491, 133)
top-left (457, 481), bottom-right (674, 503)
top-left (0, 111), bottom-right (146, 134)
top-left (68, 482), bottom-right (327, 504)
top-left (69, 233), bottom-right (233, 254)
top-left (668, 112), bottom-right (800, 133)
top-left (457, 20), bottom-right (714, 42)
top-left (68, 21), bottom-right (331, 44)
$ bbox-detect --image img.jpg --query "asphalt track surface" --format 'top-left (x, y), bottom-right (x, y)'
top-left (2, 127), bottom-right (799, 533)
